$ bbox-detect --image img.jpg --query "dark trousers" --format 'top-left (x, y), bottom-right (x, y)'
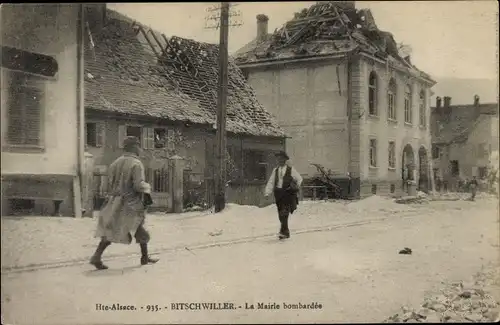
top-left (92, 224), bottom-right (150, 262)
top-left (274, 189), bottom-right (292, 237)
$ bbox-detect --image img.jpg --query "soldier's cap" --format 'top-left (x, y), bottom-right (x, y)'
top-left (275, 151), bottom-right (289, 160)
top-left (123, 136), bottom-right (140, 149)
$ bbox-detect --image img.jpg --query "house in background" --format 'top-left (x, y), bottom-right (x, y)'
top-left (84, 8), bottom-right (286, 212)
top-left (431, 95), bottom-right (499, 191)
top-left (234, 1), bottom-right (436, 198)
top-left (1, 4), bottom-right (86, 217)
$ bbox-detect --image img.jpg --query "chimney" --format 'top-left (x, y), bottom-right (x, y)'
top-left (443, 96), bottom-right (452, 116)
top-left (256, 14), bottom-right (269, 41)
top-left (436, 96), bottom-right (442, 110)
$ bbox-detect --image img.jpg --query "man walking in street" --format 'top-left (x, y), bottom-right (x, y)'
top-left (264, 151), bottom-right (303, 240)
top-left (89, 136), bottom-right (158, 270)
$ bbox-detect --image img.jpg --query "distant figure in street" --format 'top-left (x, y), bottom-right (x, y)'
top-left (89, 136), bottom-right (158, 270)
top-left (469, 176), bottom-right (479, 201)
top-left (264, 151), bottom-right (303, 240)
top-left (435, 177), bottom-right (442, 192)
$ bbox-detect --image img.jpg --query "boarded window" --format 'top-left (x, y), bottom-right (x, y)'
top-left (369, 139), bottom-right (377, 167)
top-left (368, 71), bottom-right (378, 116)
top-left (85, 122), bottom-right (105, 147)
top-left (243, 150), bottom-right (267, 181)
top-left (6, 71), bottom-right (45, 147)
top-left (477, 143), bottom-right (488, 159)
top-left (388, 141), bottom-right (396, 168)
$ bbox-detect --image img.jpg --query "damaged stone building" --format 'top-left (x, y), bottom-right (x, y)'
top-left (235, 1), bottom-right (436, 197)
top-left (431, 95), bottom-right (499, 191)
top-left (84, 7), bottom-right (286, 212)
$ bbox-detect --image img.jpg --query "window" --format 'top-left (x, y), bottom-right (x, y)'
top-left (404, 84), bottom-right (412, 124)
top-left (432, 145), bottom-right (440, 159)
top-left (371, 184), bottom-right (377, 194)
top-left (5, 71), bottom-right (45, 147)
top-left (154, 128), bottom-right (166, 148)
top-left (450, 160), bottom-right (459, 176)
top-left (127, 126), bottom-right (141, 139)
top-left (243, 150), bottom-right (267, 181)
top-left (387, 78), bottom-right (397, 120)
top-left (118, 125), bottom-right (173, 150)
top-left (419, 90), bottom-right (426, 127)
top-left (369, 139), bottom-right (377, 167)
top-left (390, 184), bottom-right (396, 193)
top-left (478, 167), bottom-right (487, 179)
top-left (368, 71), bottom-right (378, 116)
top-left (85, 122), bottom-right (105, 147)
top-left (388, 141), bottom-right (396, 169)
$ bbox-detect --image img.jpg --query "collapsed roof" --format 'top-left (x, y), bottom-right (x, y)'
top-left (84, 9), bottom-right (286, 138)
top-left (234, 1), bottom-right (433, 83)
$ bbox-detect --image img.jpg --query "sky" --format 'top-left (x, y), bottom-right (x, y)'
top-left (109, 1), bottom-right (498, 80)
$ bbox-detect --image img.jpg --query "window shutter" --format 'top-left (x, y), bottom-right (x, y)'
top-left (96, 122), bottom-right (105, 147)
top-left (167, 129), bottom-right (175, 151)
top-left (146, 128), bottom-right (155, 149)
top-left (118, 125), bottom-right (126, 148)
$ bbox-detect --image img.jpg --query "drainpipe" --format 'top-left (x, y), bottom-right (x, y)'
top-left (346, 53), bottom-right (353, 195)
top-left (75, 4), bottom-right (85, 218)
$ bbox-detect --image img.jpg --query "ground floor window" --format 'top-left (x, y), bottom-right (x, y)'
top-left (450, 160), bottom-right (459, 176)
top-left (478, 166), bottom-right (487, 179)
top-left (243, 150), bottom-right (268, 181)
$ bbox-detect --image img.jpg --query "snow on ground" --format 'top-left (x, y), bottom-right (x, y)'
top-left (1, 197), bottom-right (498, 324)
top-left (1, 196), bottom-right (494, 270)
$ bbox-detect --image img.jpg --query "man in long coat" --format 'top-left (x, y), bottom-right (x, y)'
top-left (264, 151), bottom-right (303, 240)
top-left (89, 136), bottom-right (158, 270)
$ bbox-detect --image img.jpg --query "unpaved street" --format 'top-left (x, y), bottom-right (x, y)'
top-left (1, 197), bottom-right (498, 324)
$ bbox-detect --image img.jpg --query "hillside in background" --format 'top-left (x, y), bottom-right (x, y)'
top-left (431, 77), bottom-right (498, 106)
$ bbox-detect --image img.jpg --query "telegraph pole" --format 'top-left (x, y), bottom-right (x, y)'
top-left (205, 2), bottom-right (242, 213)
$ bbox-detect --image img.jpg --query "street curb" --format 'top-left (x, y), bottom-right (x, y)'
top-left (1, 214), bottom-right (410, 275)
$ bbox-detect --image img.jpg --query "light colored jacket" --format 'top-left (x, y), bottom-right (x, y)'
top-left (264, 163), bottom-right (303, 197)
top-left (95, 153), bottom-right (151, 244)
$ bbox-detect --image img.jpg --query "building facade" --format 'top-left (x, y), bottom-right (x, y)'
top-left (235, 1), bottom-right (435, 197)
top-left (1, 4), bottom-right (85, 216)
top-left (431, 95), bottom-right (499, 191)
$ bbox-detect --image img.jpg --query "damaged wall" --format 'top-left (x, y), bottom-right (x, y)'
top-left (246, 59), bottom-right (349, 177)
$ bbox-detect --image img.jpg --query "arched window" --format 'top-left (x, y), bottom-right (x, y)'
top-left (419, 90), bottom-right (426, 127)
top-left (368, 72), bottom-right (378, 116)
top-left (387, 78), bottom-right (397, 120)
top-left (404, 84), bottom-right (412, 124)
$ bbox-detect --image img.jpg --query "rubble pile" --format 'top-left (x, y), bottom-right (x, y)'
top-left (394, 192), bottom-right (430, 205)
top-left (384, 270), bottom-right (500, 323)
top-left (235, 1), bottom-right (432, 82)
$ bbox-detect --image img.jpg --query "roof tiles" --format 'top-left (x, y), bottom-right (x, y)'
top-left (84, 10), bottom-right (286, 138)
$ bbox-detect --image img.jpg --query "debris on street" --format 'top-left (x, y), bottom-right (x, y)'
top-left (399, 247), bottom-right (412, 255)
top-left (384, 267), bottom-right (500, 323)
top-left (208, 229), bottom-right (223, 237)
top-left (395, 196), bottom-right (430, 204)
